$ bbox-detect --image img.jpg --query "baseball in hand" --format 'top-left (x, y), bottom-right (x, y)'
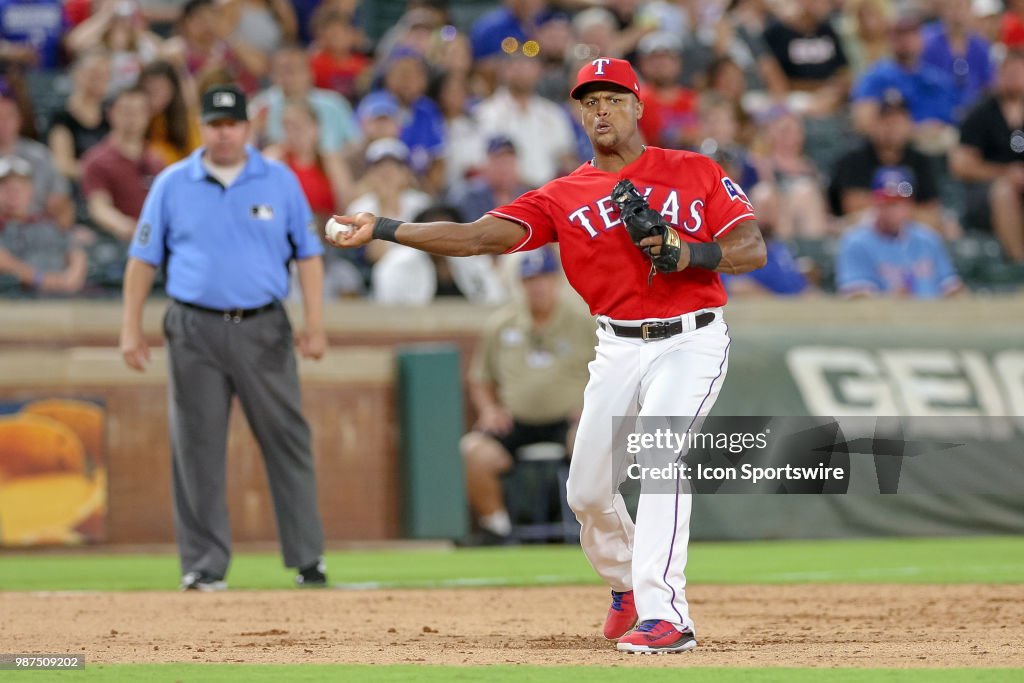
top-left (325, 217), bottom-right (353, 240)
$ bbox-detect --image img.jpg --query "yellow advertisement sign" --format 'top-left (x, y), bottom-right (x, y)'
top-left (0, 399), bottom-right (107, 546)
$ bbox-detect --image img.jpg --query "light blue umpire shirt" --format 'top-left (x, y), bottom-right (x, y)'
top-left (129, 145), bottom-right (324, 309)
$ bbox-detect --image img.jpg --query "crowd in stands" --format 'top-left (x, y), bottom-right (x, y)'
top-left (2, 0), bottom-right (1024, 301)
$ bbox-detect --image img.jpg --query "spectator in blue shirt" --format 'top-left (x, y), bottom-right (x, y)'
top-left (920, 0), bottom-right (994, 119)
top-left (0, 0), bottom-right (66, 70)
top-left (722, 187), bottom-right (810, 297)
top-left (851, 10), bottom-right (958, 149)
top-left (836, 167), bottom-right (963, 298)
top-left (250, 45), bottom-right (360, 153)
top-left (377, 48), bottom-right (447, 192)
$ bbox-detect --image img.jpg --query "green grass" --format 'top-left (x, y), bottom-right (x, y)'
top-left (7, 665), bottom-right (1024, 682)
top-left (1, 536), bottom-right (1022, 592)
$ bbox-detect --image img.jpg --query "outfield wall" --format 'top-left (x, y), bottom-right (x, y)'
top-left (1, 297), bottom-right (1022, 543)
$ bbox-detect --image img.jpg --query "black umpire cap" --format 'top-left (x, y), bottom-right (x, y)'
top-left (201, 84), bottom-right (248, 124)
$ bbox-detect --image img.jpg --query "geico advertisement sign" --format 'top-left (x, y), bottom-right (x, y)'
top-left (786, 347), bottom-right (1024, 434)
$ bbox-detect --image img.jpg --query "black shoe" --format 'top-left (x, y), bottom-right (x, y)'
top-left (296, 558), bottom-right (328, 587)
top-left (455, 529), bottom-right (516, 547)
top-left (181, 571), bottom-right (227, 592)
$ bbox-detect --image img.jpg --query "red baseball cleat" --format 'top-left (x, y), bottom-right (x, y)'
top-left (616, 619), bottom-right (697, 653)
top-left (603, 590), bottom-right (638, 640)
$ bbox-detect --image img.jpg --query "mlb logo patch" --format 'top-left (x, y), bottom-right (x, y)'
top-left (251, 205), bottom-right (275, 220)
top-left (213, 92), bottom-right (236, 108)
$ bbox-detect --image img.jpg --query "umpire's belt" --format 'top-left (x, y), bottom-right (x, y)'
top-left (174, 299), bottom-right (279, 323)
top-left (599, 310), bottom-right (717, 342)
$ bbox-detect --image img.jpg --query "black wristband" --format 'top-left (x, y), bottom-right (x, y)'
top-left (687, 241), bottom-right (723, 270)
top-left (372, 217), bottom-right (403, 243)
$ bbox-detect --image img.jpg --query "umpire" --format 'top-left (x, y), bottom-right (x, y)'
top-left (119, 84), bottom-right (329, 591)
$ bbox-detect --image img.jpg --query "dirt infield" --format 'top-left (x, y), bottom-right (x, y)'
top-left (5, 585), bottom-right (1023, 668)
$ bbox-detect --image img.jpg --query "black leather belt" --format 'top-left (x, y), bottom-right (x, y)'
top-left (601, 311), bottom-right (716, 342)
top-left (175, 299), bottom-right (279, 323)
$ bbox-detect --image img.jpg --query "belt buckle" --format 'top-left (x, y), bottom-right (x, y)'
top-left (640, 321), bottom-right (669, 342)
top-left (228, 309), bottom-right (243, 324)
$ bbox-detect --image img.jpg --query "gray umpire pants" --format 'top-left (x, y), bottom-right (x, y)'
top-left (163, 300), bottom-right (324, 579)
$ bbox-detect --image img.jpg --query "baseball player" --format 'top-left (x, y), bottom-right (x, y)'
top-left (328, 58), bottom-right (766, 653)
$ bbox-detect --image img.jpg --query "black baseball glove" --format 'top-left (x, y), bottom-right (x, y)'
top-left (610, 179), bottom-right (682, 274)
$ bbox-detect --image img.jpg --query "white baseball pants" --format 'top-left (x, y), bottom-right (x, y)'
top-left (565, 309), bottom-right (730, 633)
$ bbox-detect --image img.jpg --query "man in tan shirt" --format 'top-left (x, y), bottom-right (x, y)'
top-left (461, 247), bottom-right (596, 544)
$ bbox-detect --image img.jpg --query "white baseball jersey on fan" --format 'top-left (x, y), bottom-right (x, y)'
top-left (488, 146), bottom-right (755, 630)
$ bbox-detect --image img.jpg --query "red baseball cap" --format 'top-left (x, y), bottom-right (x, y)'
top-left (570, 58), bottom-right (641, 100)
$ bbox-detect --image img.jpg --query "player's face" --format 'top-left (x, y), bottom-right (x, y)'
top-left (201, 119), bottom-right (250, 166)
top-left (579, 89), bottom-right (643, 151)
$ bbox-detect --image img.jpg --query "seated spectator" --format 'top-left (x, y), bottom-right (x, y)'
top-left (161, 0), bottom-right (267, 96)
top-left (65, 0), bottom-right (163, 94)
top-left (81, 86), bottom-right (165, 242)
top-left (951, 50), bottom-right (1024, 262)
top-left (635, 32), bottom-right (698, 149)
top-left (533, 9), bottom-right (572, 104)
top-left (697, 0), bottom-right (782, 95)
top-left (0, 94), bottom-right (73, 227)
top-left (572, 8), bottom-right (620, 60)
top-left (221, 0), bottom-right (297, 56)
top-left (250, 44), bottom-right (359, 154)
top-left (433, 70), bottom-right (487, 191)
top-left (139, 60), bottom-right (201, 165)
top-left (696, 95), bottom-right (759, 190)
top-left (460, 247), bottom-right (593, 545)
top-left (851, 10), bottom-right (958, 151)
top-left (375, 5), bottom-right (443, 63)
top-left (920, 0), bottom-right (994, 121)
top-left (749, 107), bottom-right (831, 238)
top-left (0, 0), bottom-right (66, 71)
top-left (837, 0), bottom-right (892, 75)
top-left (705, 57), bottom-right (757, 144)
top-left (263, 100), bottom-right (352, 225)
top-left (345, 90), bottom-right (402, 181)
top-left (345, 138), bottom-right (433, 305)
top-left (414, 204), bottom-right (507, 304)
top-left (474, 49), bottom-right (575, 188)
top-left (836, 167), bottom-right (963, 298)
top-left (447, 134), bottom-right (530, 221)
top-left (0, 157), bottom-right (87, 294)
top-left (47, 51), bottom-right (112, 183)
top-left (308, 5), bottom-right (370, 102)
top-left (376, 49), bottom-right (447, 191)
top-left (763, 0), bottom-right (851, 115)
top-left (830, 92), bottom-right (941, 228)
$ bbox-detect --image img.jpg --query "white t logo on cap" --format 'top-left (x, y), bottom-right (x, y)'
top-left (592, 58), bottom-right (611, 75)
top-left (213, 92), bottom-right (236, 108)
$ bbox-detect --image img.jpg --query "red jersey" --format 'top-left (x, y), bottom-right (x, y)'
top-left (310, 50), bottom-right (370, 102)
top-left (489, 147), bottom-right (756, 320)
top-left (285, 152), bottom-right (335, 217)
top-left (637, 85), bottom-right (698, 148)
